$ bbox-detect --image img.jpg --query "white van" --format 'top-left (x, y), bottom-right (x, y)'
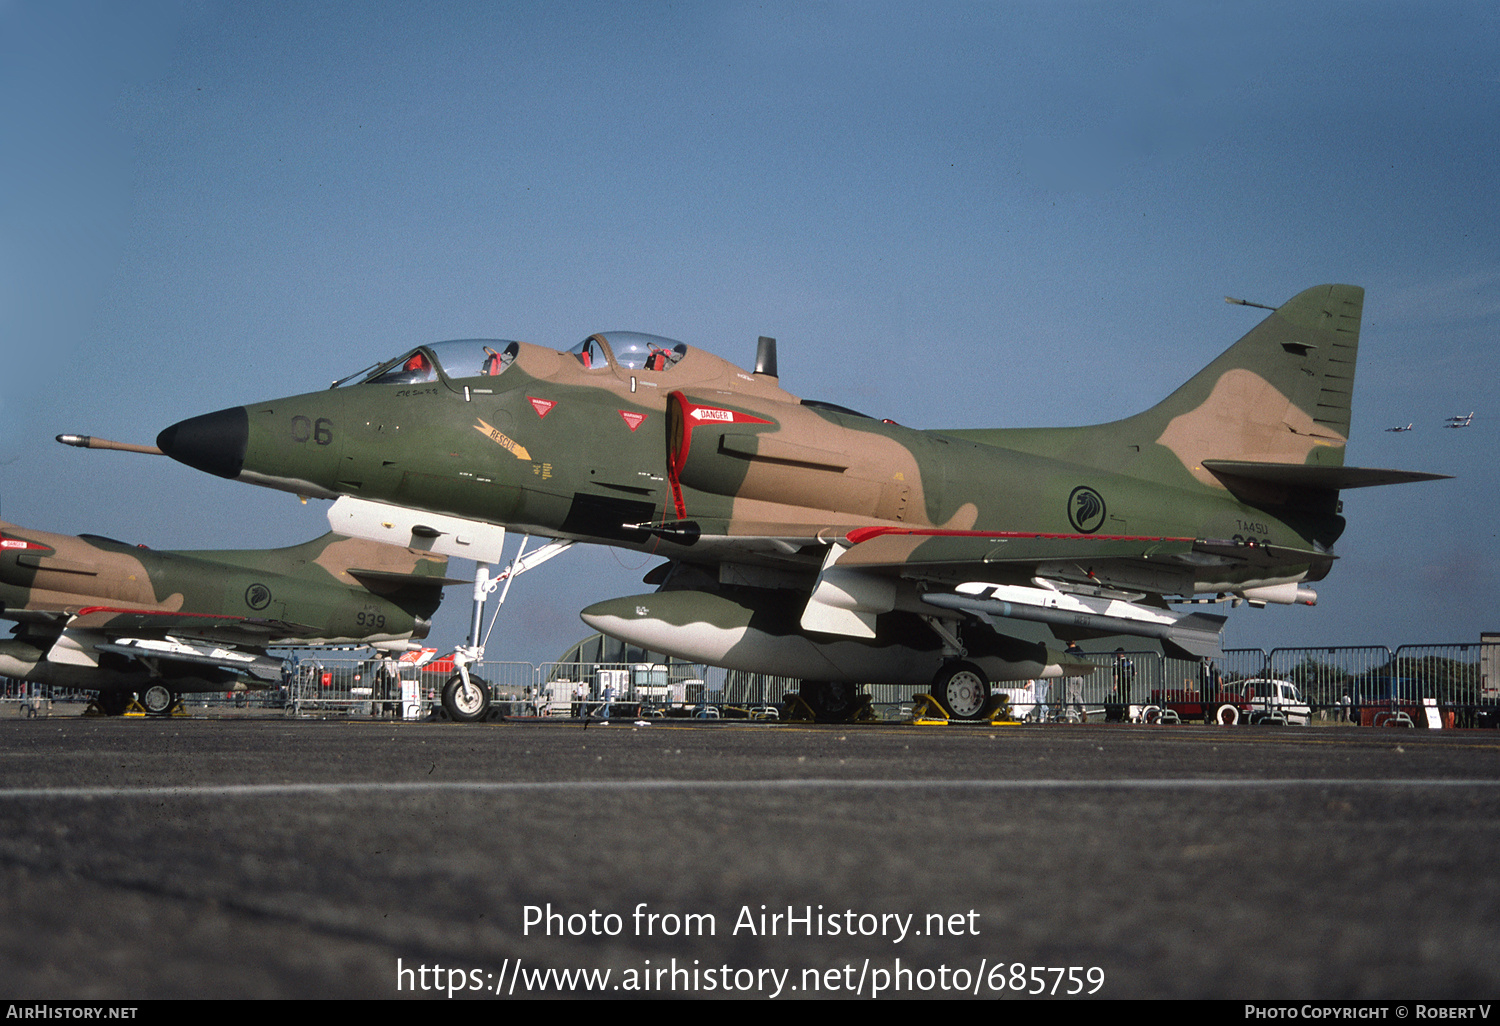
top-left (1237, 678), bottom-right (1311, 726)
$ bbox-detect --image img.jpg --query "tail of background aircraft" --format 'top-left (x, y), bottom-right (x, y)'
top-left (177, 532), bottom-right (454, 590)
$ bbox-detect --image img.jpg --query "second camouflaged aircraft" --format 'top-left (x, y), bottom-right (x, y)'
top-left (0, 524), bottom-right (452, 714)
top-left (153, 284), bottom-right (1443, 719)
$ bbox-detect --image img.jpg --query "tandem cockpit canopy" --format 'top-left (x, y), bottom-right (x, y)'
top-left (335, 333), bottom-right (692, 389)
top-left (340, 340), bottom-right (523, 387)
top-left (567, 332), bottom-right (688, 372)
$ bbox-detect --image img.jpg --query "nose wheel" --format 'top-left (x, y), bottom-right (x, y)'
top-left (441, 672), bottom-right (492, 722)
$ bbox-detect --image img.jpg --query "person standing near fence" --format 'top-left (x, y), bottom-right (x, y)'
top-left (1064, 641), bottom-right (1088, 722)
top-left (600, 678), bottom-right (615, 724)
top-left (1198, 658), bottom-right (1225, 724)
top-left (1108, 648), bottom-right (1134, 723)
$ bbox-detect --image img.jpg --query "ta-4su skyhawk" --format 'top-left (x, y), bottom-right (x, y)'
top-left (0, 524), bottom-right (452, 715)
top-left (152, 284), bottom-right (1444, 720)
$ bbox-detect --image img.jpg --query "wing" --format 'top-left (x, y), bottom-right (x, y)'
top-left (65, 606), bottom-right (327, 642)
top-left (638, 518), bottom-right (1326, 657)
top-left (44, 607), bottom-right (304, 683)
top-left (831, 526), bottom-right (1331, 591)
top-left (787, 527), bottom-right (1331, 658)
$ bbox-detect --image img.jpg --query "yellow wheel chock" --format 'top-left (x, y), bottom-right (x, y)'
top-left (910, 692), bottom-right (1023, 726)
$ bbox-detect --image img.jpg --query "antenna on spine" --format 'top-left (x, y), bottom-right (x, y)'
top-left (754, 336), bottom-right (778, 378)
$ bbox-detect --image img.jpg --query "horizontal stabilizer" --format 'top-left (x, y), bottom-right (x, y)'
top-left (1202, 460), bottom-right (1450, 490)
top-left (347, 567), bottom-right (469, 588)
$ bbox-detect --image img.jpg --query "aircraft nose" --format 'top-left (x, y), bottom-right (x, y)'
top-left (156, 407), bottom-right (249, 479)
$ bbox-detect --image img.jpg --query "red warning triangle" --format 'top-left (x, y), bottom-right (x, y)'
top-left (528, 396), bottom-right (556, 418)
top-left (619, 410), bottom-right (647, 432)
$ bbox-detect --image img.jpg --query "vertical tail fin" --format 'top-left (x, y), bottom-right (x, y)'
top-left (956, 284), bottom-right (1365, 487)
top-left (1133, 283), bottom-right (1362, 476)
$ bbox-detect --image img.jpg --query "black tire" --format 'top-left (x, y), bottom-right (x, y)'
top-left (141, 683), bottom-right (176, 716)
top-left (96, 690), bottom-right (131, 716)
top-left (441, 673), bottom-right (491, 722)
top-left (932, 662), bottom-right (991, 720)
top-left (798, 680), bottom-right (859, 722)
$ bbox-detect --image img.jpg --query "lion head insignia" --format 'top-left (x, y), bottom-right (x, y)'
top-left (244, 583), bottom-right (273, 611)
top-left (1068, 486), bottom-right (1106, 533)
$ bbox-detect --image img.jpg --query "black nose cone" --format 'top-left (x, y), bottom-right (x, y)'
top-left (157, 407), bottom-right (249, 479)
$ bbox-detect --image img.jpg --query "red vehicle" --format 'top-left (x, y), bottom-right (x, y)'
top-left (1348, 676), bottom-right (1452, 728)
top-left (1148, 686), bottom-right (1251, 725)
top-left (1148, 678), bottom-right (1313, 725)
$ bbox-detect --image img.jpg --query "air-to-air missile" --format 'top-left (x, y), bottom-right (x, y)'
top-left (145, 284), bottom-right (1444, 720)
top-left (0, 521), bottom-right (454, 715)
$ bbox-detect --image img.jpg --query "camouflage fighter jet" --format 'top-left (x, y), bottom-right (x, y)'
top-left (0, 523), bottom-right (453, 715)
top-left (153, 284), bottom-right (1444, 720)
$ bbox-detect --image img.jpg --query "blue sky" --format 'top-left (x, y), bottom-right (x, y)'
top-left (3, 1), bottom-right (1498, 664)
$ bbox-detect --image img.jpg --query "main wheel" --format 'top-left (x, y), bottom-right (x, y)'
top-left (95, 690), bottom-right (131, 716)
top-left (441, 673), bottom-right (491, 722)
top-left (141, 683), bottom-right (176, 716)
top-left (932, 662), bottom-right (991, 720)
top-left (797, 680), bottom-right (859, 722)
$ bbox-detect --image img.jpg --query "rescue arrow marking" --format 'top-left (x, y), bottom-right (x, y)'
top-left (473, 419), bottom-right (532, 461)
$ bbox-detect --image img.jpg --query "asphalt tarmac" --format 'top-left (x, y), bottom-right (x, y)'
top-left (1, 713), bottom-right (1497, 1000)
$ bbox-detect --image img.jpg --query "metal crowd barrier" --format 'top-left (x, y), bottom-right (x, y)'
top-left (14, 634), bottom-right (1499, 724)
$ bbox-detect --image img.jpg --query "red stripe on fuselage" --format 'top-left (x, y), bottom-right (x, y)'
top-left (844, 526), bottom-right (1196, 546)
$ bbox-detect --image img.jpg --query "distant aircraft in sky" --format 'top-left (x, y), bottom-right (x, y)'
top-left (1445, 412), bottom-right (1474, 429)
top-left (1385, 423), bottom-right (1412, 433)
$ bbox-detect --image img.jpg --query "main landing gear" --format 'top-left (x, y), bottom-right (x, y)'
top-left (792, 681), bottom-right (875, 723)
top-left (140, 683), bottom-right (181, 716)
top-left (93, 690), bottom-right (131, 716)
top-left (88, 683), bottom-right (183, 717)
top-left (928, 660), bottom-right (994, 721)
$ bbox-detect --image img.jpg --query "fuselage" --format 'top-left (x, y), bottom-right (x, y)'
top-left (156, 333), bottom-right (1331, 598)
top-left (144, 287), bottom-right (1452, 702)
top-left (0, 522), bottom-right (441, 651)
